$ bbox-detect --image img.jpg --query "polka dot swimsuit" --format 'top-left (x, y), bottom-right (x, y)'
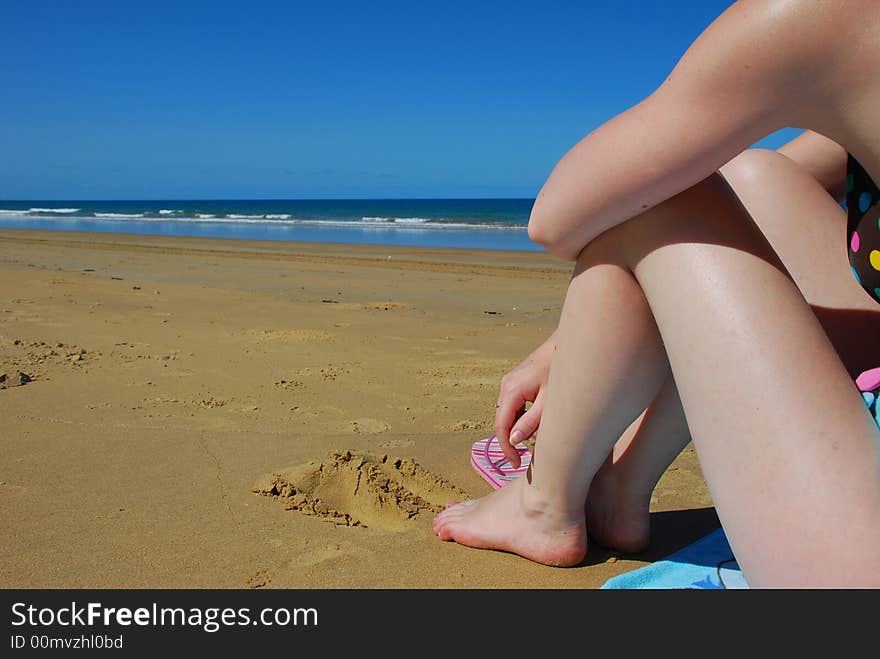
top-left (846, 154), bottom-right (880, 303)
top-left (846, 154), bottom-right (880, 424)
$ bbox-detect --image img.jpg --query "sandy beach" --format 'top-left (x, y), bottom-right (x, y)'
top-left (0, 229), bottom-right (717, 588)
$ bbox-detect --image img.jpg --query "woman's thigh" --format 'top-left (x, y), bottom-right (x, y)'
top-left (597, 172), bottom-right (880, 585)
top-left (721, 148), bottom-right (880, 375)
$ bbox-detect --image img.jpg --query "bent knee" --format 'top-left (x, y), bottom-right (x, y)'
top-left (720, 148), bottom-right (813, 193)
top-left (577, 172), bottom-right (753, 271)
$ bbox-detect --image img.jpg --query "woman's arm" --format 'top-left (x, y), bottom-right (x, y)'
top-left (528, 0), bottom-right (834, 261)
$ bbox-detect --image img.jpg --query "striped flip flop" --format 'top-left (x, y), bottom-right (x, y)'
top-left (470, 435), bottom-right (532, 489)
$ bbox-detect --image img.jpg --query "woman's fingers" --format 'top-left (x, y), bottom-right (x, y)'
top-left (493, 390), bottom-right (528, 469)
top-left (509, 388), bottom-right (544, 447)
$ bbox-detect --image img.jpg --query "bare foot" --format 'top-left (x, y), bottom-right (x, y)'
top-left (585, 456), bottom-right (651, 554)
top-left (432, 476), bottom-right (587, 567)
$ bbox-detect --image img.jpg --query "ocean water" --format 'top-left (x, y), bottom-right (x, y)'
top-left (0, 199), bottom-right (541, 251)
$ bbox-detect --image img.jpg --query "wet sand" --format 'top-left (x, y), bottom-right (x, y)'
top-left (0, 229), bottom-right (716, 588)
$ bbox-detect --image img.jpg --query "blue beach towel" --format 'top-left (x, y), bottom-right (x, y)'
top-left (601, 528), bottom-right (748, 589)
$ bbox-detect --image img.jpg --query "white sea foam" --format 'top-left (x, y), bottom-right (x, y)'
top-left (0, 209), bottom-right (522, 232)
top-left (169, 216), bottom-right (522, 231)
top-left (360, 216), bottom-right (432, 224)
top-left (0, 204), bottom-right (528, 234)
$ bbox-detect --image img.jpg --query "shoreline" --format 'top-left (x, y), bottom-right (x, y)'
top-left (0, 228), bottom-right (715, 588)
top-left (0, 198), bottom-right (540, 252)
top-left (0, 228), bottom-right (560, 269)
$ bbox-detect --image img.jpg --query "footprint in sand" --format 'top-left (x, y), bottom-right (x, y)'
top-left (366, 301), bottom-right (407, 311)
top-left (247, 328), bottom-right (335, 343)
top-left (253, 451), bottom-right (470, 531)
top-left (246, 568), bottom-right (272, 589)
top-left (7, 339), bottom-right (96, 370)
top-left (350, 417), bottom-right (389, 434)
top-left (449, 419), bottom-right (490, 432)
top-left (378, 438), bottom-right (415, 449)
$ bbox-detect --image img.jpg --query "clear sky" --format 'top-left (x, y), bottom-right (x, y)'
top-left (1, 0), bottom-right (801, 200)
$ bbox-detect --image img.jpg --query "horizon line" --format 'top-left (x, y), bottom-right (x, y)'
top-left (0, 196), bottom-right (538, 202)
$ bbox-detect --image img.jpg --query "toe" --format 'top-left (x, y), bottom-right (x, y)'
top-left (434, 508), bottom-right (462, 527)
top-left (434, 508), bottom-right (453, 524)
top-left (436, 519), bottom-right (458, 542)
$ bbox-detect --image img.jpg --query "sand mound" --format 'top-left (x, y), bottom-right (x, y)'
top-left (253, 451), bottom-right (469, 530)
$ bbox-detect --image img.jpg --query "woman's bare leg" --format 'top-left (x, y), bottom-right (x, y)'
top-left (435, 253), bottom-right (668, 566)
top-left (586, 376), bottom-right (689, 553)
top-left (721, 148), bottom-right (880, 374)
top-left (621, 174), bottom-right (880, 586)
top-left (587, 148), bottom-right (880, 554)
top-left (435, 171), bottom-right (880, 585)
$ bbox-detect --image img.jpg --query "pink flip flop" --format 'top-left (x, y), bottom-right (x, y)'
top-left (470, 435), bottom-right (533, 489)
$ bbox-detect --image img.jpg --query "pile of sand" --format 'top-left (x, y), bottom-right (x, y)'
top-left (253, 451), bottom-right (469, 530)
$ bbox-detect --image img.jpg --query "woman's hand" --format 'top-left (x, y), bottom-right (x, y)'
top-left (493, 330), bottom-right (556, 468)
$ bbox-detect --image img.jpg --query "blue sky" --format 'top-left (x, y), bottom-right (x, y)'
top-left (1, 0), bottom-right (801, 199)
